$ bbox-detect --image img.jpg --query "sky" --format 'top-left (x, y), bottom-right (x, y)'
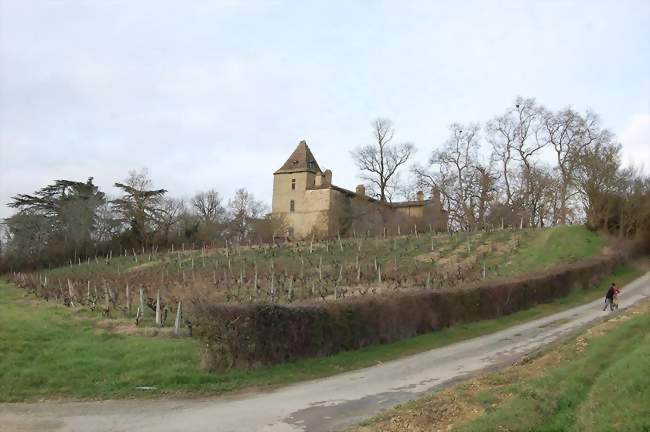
top-left (1, 0), bottom-right (649, 219)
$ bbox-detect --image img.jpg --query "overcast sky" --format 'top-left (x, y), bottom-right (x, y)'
top-left (1, 0), bottom-right (649, 219)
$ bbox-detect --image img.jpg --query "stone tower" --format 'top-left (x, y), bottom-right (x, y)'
top-left (272, 140), bottom-right (331, 238)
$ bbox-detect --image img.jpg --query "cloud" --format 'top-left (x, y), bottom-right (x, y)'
top-left (619, 114), bottom-right (650, 174)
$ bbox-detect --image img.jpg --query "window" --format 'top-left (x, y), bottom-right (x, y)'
top-left (308, 161), bottom-right (316, 170)
top-left (291, 179), bottom-right (296, 190)
top-left (290, 200), bottom-right (295, 212)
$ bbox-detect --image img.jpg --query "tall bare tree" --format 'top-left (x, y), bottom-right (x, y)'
top-left (191, 190), bottom-right (225, 224)
top-left (351, 118), bottom-right (415, 202)
top-left (227, 188), bottom-right (266, 241)
top-left (415, 123), bottom-right (493, 230)
top-left (574, 139), bottom-right (621, 230)
top-left (486, 111), bottom-right (517, 206)
top-left (506, 97), bottom-right (547, 225)
top-left (539, 108), bottom-right (601, 224)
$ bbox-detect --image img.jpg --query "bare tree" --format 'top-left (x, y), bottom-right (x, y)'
top-left (227, 188), bottom-right (266, 241)
top-left (472, 164), bottom-right (498, 228)
top-left (539, 108), bottom-right (601, 224)
top-left (156, 198), bottom-right (187, 243)
top-left (351, 118), bottom-right (415, 202)
top-left (507, 97), bottom-right (547, 226)
top-left (574, 139), bottom-right (622, 230)
top-left (486, 112), bottom-right (517, 206)
top-left (415, 123), bottom-right (492, 230)
top-left (93, 200), bottom-right (122, 243)
top-left (191, 190), bottom-right (225, 224)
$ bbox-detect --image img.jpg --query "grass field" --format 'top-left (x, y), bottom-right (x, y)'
top-left (353, 291), bottom-right (650, 432)
top-left (1, 260), bottom-right (643, 402)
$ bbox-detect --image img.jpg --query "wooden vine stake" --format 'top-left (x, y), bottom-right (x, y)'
top-left (288, 278), bottom-right (294, 303)
top-left (174, 301), bottom-right (182, 336)
top-left (125, 283), bottom-right (131, 315)
top-left (104, 283), bottom-right (110, 310)
top-left (319, 256), bottom-right (323, 281)
top-left (155, 289), bottom-right (161, 326)
top-left (67, 279), bottom-right (75, 307)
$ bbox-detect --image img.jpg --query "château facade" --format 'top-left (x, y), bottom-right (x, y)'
top-left (272, 141), bottom-right (448, 239)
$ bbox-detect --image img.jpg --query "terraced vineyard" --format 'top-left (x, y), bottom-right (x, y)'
top-left (10, 226), bottom-right (604, 316)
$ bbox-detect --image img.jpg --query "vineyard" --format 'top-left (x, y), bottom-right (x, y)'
top-left (8, 226), bottom-right (604, 333)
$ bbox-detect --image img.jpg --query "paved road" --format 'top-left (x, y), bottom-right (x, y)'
top-left (3, 271), bottom-right (649, 432)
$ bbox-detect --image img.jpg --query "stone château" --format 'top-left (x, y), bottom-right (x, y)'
top-left (272, 141), bottom-right (448, 239)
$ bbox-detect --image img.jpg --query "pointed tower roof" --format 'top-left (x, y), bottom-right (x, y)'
top-left (274, 140), bottom-right (322, 174)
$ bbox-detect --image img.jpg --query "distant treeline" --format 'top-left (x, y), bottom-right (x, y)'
top-left (0, 169), bottom-right (278, 271)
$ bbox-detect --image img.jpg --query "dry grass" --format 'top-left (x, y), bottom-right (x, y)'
top-left (350, 297), bottom-right (650, 432)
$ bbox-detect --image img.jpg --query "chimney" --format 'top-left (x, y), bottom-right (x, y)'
top-left (355, 184), bottom-right (366, 197)
top-left (323, 169), bottom-right (332, 186)
top-left (416, 191), bottom-right (424, 202)
top-left (431, 186), bottom-right (441, 201)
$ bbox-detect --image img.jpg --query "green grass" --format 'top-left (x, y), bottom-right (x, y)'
top-left (1, 262), bottom-right (644, 402)
top-left (492, 225), bottom-right (604, 276)
top-left (456, 304), bottom-right (650, 432)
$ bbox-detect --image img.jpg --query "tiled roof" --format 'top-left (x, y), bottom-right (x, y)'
top-left (275, 140), bottom-right (322, 174)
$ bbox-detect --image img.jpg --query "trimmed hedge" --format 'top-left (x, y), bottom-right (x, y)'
top-left (192, 255), bottom-right (620, 370)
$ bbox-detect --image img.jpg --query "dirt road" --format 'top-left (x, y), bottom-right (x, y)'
top-left (3, 271), bottom-right (649, 432)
